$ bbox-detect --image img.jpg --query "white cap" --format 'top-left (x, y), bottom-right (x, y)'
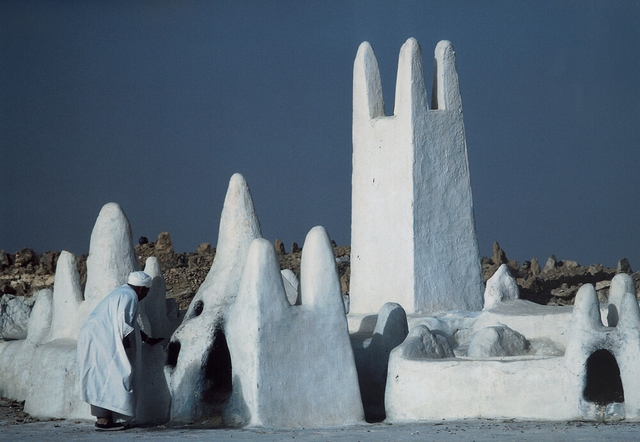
top-left (127, 271), bottom-right (152, 288)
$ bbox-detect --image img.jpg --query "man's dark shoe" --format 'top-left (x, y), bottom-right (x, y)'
top-left (95, 420), bottom-right (126, 431)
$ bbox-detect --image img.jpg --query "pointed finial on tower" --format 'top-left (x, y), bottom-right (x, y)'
top-left (394, 38), bottom-right (428, 117)
top-left (432, 40), bottom-right (462, 111)
top-left (353, 42), bottom-right (385, 121)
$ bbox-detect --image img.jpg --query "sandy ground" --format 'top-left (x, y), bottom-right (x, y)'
top-left (3, 397), bottom-right (639, 441)
top-left (1, 416), bottom-right (640, 441)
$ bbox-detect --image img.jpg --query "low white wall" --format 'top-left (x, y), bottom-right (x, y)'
top-left (385, 354), bottom-right (582, 422)
top-left (24, 340), bottom-right (92, 419)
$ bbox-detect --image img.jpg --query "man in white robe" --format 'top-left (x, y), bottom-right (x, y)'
top-left (77, 271), bottom-right (161, 430)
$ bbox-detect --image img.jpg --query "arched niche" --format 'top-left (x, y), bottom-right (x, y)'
top-left (583, 349), bottom-right (624, 405)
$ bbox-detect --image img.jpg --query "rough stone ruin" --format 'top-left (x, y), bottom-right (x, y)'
top-left (1, 37), bottom-right (639, 427)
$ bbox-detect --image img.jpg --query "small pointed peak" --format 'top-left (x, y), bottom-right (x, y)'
top-left (431, 39), bottom-right (462, 111)
top-left (195, 173), bottom-right (262, 305)
top-left (139, 256), bottom-right (171, 337)
top-left (143, 257), bottom-right (166, 306)
top-left (394, 37), bottom-right (427, 117)
top-left (217, 173), bottom-right (262, 259)
top-left (617, 292), bottom-right (640, 330)
top-left (99, 201), bottom-right (124, 217)
top-left (85, 202), bottom-right (138, 302)
top-left (435, 39), bottom-right (454, 56)
top-left (353, 41), bottom-right (385, 120)
top-left (483, 264), bottom-right (519, 310)
top-left (607, 273), bottom-right (635, 327)
top-left (300, 226), bottom-right (342, 310)
top-left (244, 238), bottom-right (281, 279)
top-left (572, 284), bottom-right (603, 330)
top-left (48, 250), bottom-right (82, 341)
top-left (143, 256), bottom-right (162, 278)
top-left (229, 172), bottom-right (247, 189)
top-left (26, 289), bottom-right (53, 345)
top-left (237, 238), bottom-right (290, 315)
top-left (610, 273), bottom-right (635, 304)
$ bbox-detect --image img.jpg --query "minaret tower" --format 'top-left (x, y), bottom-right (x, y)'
top-left (350, 38), bottom-right (484, 315)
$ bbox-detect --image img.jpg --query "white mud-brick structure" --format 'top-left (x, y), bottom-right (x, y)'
top-left (164, 173), bottom-right (262, 424)
top-left (165, 174), bottom-right (364, 427)
top-left (384, 272), bottom-right (640, 422)
top-left (350, 38), bottom-right (484, 315)
top-left (226, 228), bottom-right (364, 427)
top-left (0, 202), bottom-right (180, 423)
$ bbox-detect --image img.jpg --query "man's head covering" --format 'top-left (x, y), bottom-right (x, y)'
top-left (127, 271), bottom-right (152, 288)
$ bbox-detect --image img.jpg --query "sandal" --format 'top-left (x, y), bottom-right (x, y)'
top-left (95, 420), bottom-right (126, 431)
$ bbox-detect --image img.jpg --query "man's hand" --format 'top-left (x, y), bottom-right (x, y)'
top-left (145, 337), bottom-right (165, 346)
top-left (140, 330), bottom-right (164, 346)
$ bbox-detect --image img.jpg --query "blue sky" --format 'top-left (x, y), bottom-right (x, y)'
top-left (1, 1), bottom-right (639, 268)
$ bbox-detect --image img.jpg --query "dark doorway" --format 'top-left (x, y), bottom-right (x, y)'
top-left (583, 349), bottom-right (624, 405)
top-left (201, 327), bottom-right (233, 409)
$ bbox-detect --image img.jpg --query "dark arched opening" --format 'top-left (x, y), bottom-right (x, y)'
top-left (166, 340), bottom-right (181, 368)
top-left (201, 327), bottom-right (233, 409)
top-left (583, 349), bottom-right (624, 405)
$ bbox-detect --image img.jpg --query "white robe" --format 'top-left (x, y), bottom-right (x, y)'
top-left (77, 284), bottom-right (141, 416)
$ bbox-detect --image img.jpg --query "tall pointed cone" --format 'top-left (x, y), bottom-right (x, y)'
top-left (353, 41), bottom-right (385, 121)
top-left (46, 251), bottom-right (82, 341)
top-left (393, 37), bottom-right (427, 117)
top-left (565, 284), bottom-right (605, 376)
top-left (84, 202), bottom-right (139, 303)
top-left (236, 238), bottom-right (290, 319)
top-left (196, 173), bottom-right (262, 306)
top-left (140, 257), bottom-right (173, 338)
top-left (617, 291), bottom-right (640, 330)
top-left (572, 284), bottom-right (603, 331)
top-left (226, 237), bottom-right (291, 426)
top-left (607, 273), bottom-right (635, 327)
top-left (166, 173), bottom-right (262, 423)
top-left (26, 289), bottom-right (53, 345)
top-left (431, 40), bottom-right (462, 111)
top-left (299, 226), bottom-right (343, 313)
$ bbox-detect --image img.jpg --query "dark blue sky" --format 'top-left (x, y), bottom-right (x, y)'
top-left (2, 1), bottom-right (639, 268)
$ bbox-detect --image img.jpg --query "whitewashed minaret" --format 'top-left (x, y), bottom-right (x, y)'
top-left (350, 38), bottom-right (484, 315)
